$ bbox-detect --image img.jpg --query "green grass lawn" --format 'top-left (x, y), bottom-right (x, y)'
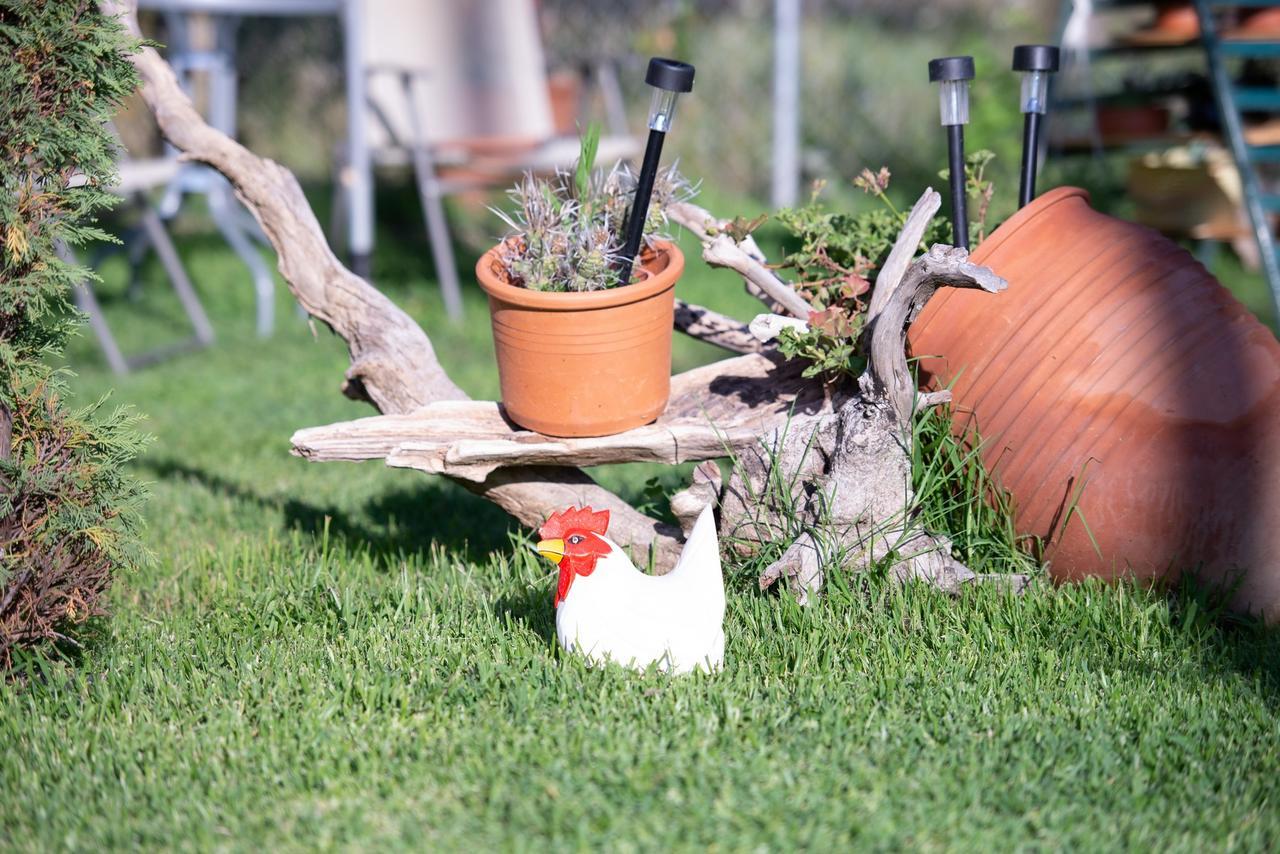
top-left (3, 188), bottom-right (1280, 850)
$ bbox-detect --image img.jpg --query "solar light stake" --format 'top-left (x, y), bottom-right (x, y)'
top-left (929, 56), bottom-right (975, 250)
top-left (617, 58), bottom-right (695, 276)
top-left (1013, 45), bottom-right (1060, 208)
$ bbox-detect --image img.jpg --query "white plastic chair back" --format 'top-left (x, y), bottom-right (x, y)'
top-left (361, 0), bottom-right (555, 149)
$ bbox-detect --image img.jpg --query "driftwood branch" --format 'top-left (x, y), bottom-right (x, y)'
top-left (863, 242), bottom-right (1007, 425)
top-left (670, 461), bottom-right (722, 536)
top-left (865, 190), bottom-right (942, 321)
top-left (669, 202), bottom-right (812, 318)
top-left (295, 402), bottom-right (751, 481)
top-left (104, 0), bottom-right (687, 566)
top-left (674, 299), bottom-right (762, 354)
top-left (293, 352), bottom-right (832, 478)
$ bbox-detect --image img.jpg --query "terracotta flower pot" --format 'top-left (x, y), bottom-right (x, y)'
top-left (1151, 1), bottom-right (1199, 37)
top-left (910, 187), bottom-right (1280, 620)
top-left (1124, 2), bottom-right (1199, 45)
top-left (547, 70), bottom-right (583, 135)
top-left (1233, 7), bottom-right (1280, 40)
top-left (1094, 105), bottom-right (1171, 142)
top-left (475, 242), bottom-right (683, 438)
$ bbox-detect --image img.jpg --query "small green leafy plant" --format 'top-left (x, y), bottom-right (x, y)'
top-left (775, 306), bottom-right (866, 383)
top-left (773, 155), bottom-right (998, 385)
top-left (770, 168), bottom-right (945, 385)
top-left (491, 123), bottom-right (696, 292)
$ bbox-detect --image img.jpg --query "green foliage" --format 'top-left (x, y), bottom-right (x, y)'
top-left (0, 0), bottom-right (147, 666)
top-left (775, 308), bottom-right (866, 383)
top-left (777, 169), bottom-right (944, 298)
top-left (492, 128), bottom-right (696, 292)
top-left (769, 168), bottom-right (946, 384)
top-left (572, 120), bottom-right (600, 203)
top-left (772, 157), bottom-right (1000, 385)
top-left (909, 401), bottom-right (1038, 574)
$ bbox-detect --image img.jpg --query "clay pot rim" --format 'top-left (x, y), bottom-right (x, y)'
top-left (475, 240), bottom-right (684, 311)
top-left (972, 186), bottom-right (1091, 266)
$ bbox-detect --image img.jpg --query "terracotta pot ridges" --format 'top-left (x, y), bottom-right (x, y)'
top-left (490, 312), bottom-right (674, 355)
top-left (980, 254), bottom-right (1208, 435)
top-left (970, 223), bottom-right (1220, 511)
top-left (1006, 327), bottom-right (1213, 535)
top-left (916, 225), bottom-right (1122, 402)
top-left (919, 187), bottom-right (1090, 325)
top-left (1005, 271), bottom-right (1231, 513)
top-left (909, 187), bottom-right (1280, 618)
top-left (980, 255), bottom-right (1214, 507)
top-left (948, 226), bottom-right (1169, 407)
top-left (951, 241), bottom-right (1170, 437)
top-left (972, 217), bottom-right (1223, 448)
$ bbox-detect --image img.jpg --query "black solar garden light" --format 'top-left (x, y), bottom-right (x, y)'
top-left (928, 55), bottom-right (975, 250)
top-left (1012, 44), bottom-right (1061, 208)
top-left (617, 57), bottom-right (695, 276)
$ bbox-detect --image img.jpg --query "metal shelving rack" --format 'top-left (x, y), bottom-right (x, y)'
top-left (1195, 0), bottom-right (1280, 314)
top-left (1053, 1), bottom-right (1280, 317)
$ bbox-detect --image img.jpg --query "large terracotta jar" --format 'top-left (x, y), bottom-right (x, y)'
top-left (909, 187), bottom-right (1280, 620)
top-left (476, 241), bottom-right (683, 438)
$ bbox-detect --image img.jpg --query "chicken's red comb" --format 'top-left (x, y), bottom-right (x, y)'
top-left (538, 505), bottom-right (610, 540)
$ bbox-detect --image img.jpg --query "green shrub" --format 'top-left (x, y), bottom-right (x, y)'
top-left (0, 0), bottom-right (148, 668)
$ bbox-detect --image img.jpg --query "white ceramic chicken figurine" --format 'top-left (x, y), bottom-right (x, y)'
top-left (535, 503), bottom-right (725, 674)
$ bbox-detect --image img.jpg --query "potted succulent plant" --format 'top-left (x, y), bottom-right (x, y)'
top-left (476, 124), bottom-right (696, 437)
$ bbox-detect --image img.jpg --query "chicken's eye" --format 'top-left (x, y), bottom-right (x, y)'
top-left (568, 535), bottom-right (584, 545)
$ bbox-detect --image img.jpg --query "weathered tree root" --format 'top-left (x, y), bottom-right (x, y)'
top-left (719, 195), bottom-right (1018, 602)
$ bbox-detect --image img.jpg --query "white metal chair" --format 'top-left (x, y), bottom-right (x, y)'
top-left (65, 156), bottom-right (215, 374)
top-left (337, 0), bottom-right (641, 319)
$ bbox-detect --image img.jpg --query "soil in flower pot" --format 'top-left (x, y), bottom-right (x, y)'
top-left (476, 241), bottom-right (684, 438)
top-left (909, 186), bottom-right (1280, 620)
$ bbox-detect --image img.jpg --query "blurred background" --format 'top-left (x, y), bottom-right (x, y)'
top-left (73, 0), bottom-right (1280, 557)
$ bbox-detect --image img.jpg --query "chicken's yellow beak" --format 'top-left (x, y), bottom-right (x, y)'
top-left (535, 538), bottom-right (565, 564)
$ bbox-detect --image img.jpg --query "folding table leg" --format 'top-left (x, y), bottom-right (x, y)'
top-left (126, 224), bottom-right (151, 301)
top-left (413, 165), bottom-right (465, 321)
top-left (137, 198), bottom-right (215, 346)
top-left (58, 243), bottom-right (131, 376)
top-left (400, 73), bottom-right (464, 321)
top-left (208, 183), bottom-right (274, 337)
top-left (58, 195), bottom-right (215, 375)
top-left (342, 0), bottom-right (374, 282)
